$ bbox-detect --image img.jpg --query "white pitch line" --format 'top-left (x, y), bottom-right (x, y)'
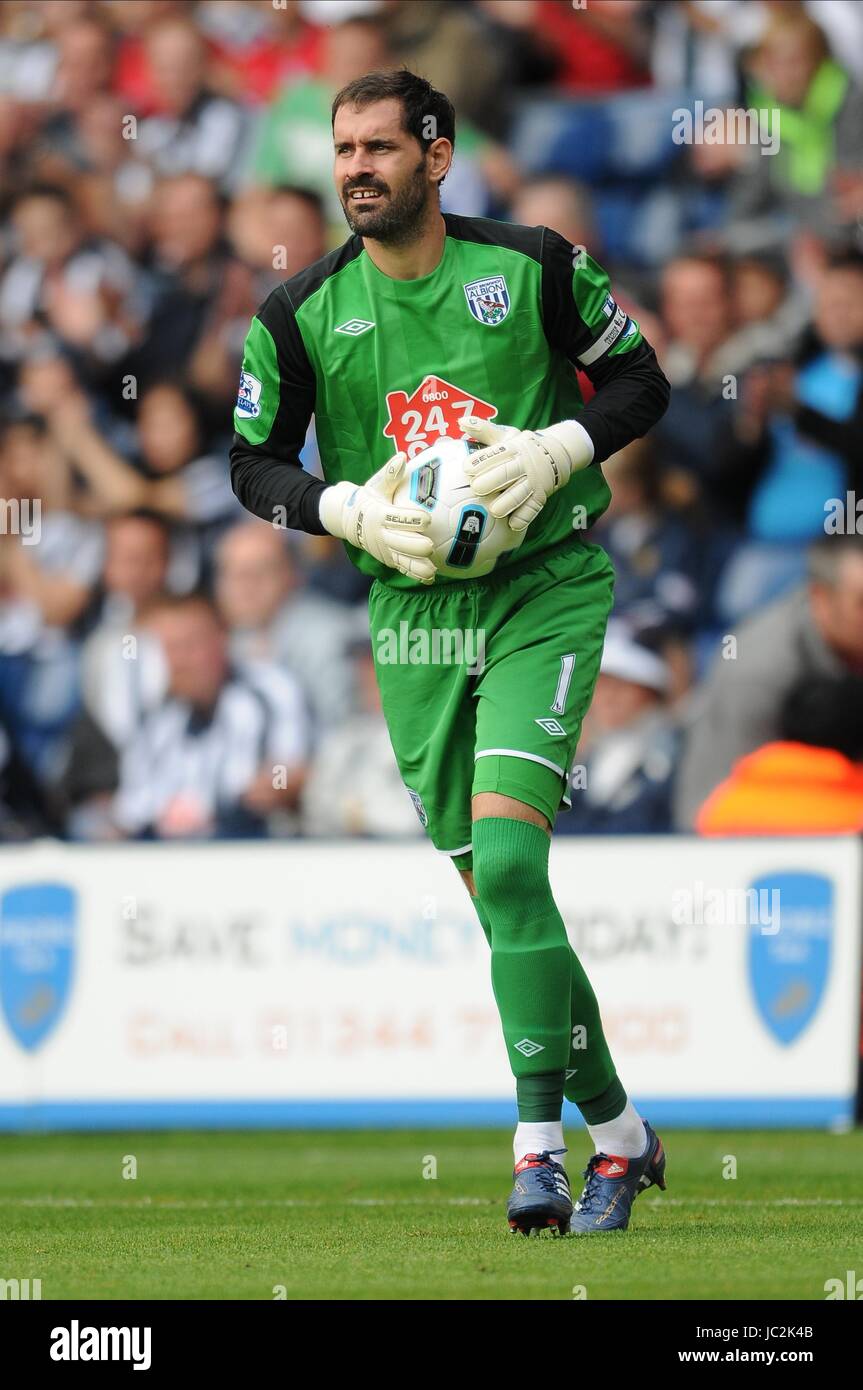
top-left (0, 1195), bottom-right (860, 1210)
top-left (643, 1197), bottom-right (863, 1208)
top-left (0, 1196), bottom-right (494, 1209)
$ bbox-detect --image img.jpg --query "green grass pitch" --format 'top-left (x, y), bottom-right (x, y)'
top-left (1, 1129), bottom-right (861, 1300)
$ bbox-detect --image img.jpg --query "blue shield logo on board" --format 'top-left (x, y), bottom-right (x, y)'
top-left (0, 882), bottom-right (77, 1051)
top-left (748, 871), bottom-right (831, 1046)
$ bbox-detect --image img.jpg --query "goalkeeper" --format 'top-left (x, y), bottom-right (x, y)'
top-left (230, 70), bottom-right (670, 1237)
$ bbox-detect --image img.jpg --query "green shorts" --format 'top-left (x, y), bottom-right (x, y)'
top-left (369, 536), bottom-right (615, 865)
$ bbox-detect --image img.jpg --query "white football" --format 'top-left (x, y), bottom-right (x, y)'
top-left (394, 435), bottom-right (524, 579)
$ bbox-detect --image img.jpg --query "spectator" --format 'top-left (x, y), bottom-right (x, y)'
top-left (43, 381), bottom-right (242, 590)
top-left (29, 14), bottom-right (116, 177)
top-left (675, 534), bottom-right (863, 828)
top-left (652, 253), bottom-right (737, 506)
top-left (214, 521), bottom-right (360, 735)
top-left (385, 0), bottom-right (510, 136)
top-left (0, 713), bottom-right (57, 838)
top-left (559, 625), bottom-right (678, 835)
top-left (713, 249), bottom-right (863, 619)
top-left (0, 414), bottom-right (103, 779)
top-left (696, 673), bottom-right (863, 834)
top-left (60, 512), bottom-right (171, 839)
top-left (510, 175), bottom-right (598, 253)
top-left (302, 638), bottom-right (425, 837)
top-left (188, 184), bottom-right (327, 402)
top-left (135, 16), bottom-right (247, 191)
top-left (593, 438), bottom-right (702, 635)
top-left (531, 0), bottom-right (652, 95)
top-left (200, 1), bottom-right (323, 107)
top-left (79, 511), bottom-right (171, 745)
top-left (792, 249), bottom-right (863, 495)
top-left (133, 173), bottom-right (229, 384)
top-left (0, 183), bottom-right (146, 375)
top-left (732, 8), bottom-right (863, 246)
top-left (113, 593), bottom-right (308, 840)
top-left (107, 1), bottom-right (209, 120)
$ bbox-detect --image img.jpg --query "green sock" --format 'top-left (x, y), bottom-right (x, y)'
top-left (470, 820), bottom-right (622, 1119)
top-left (473, 817), bottom-right (570, 1120)
top-left (576, 1075), bottom-right (629, 1126)
top-left (564, 947), bottom-right (619, 1107)
top-left (471, 894), bottom-right (492, 948)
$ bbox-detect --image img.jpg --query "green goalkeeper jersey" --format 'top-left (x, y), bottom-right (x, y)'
top-left (230, 213), bottom-right (669, 589)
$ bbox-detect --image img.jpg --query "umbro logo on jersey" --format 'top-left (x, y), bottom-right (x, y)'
top-left (514, 1038), bottom-right (544, 1058)
top-left (335, 318), bottom-right (375, 336)
top-left (535, 717), bottom-right (566, 736)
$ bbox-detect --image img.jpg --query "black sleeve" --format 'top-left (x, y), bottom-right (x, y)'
top-left (229, 286), bottom-right (329, 535)
top-left (540, 227), bottom-right (671, 462)
top-left (795, 398), bottom-right (863, 492)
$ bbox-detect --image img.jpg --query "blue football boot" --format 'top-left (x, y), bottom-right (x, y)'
top-left (507, 1149), bottom-right (573, 1237)
top-left (568, 1121), bottom-right (666, 1234)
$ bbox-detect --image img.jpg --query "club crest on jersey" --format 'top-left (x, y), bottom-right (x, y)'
top-left (235, 370), bottom-right (262, 419)
top-left (463, 276), bottom-right (510, 326)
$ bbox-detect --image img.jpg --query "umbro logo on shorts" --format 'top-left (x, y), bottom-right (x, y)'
top-left (514, 1038), bottom-right (544, 1057)
top-left (535, 717), bottom-right (566, 736)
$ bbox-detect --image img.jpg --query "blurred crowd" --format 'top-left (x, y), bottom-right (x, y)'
top-left (1, 0), bottom-right (863, 844)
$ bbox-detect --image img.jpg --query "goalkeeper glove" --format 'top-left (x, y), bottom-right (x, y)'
top-left (463, 416), bottom-right (594, 532)
top-left (319, 452), bottom-right (436, 584)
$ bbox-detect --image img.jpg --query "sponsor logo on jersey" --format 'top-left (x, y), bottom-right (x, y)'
top-left (406, 788), bottom-right (428, 828)
top-left (235, 370), bottom-right (262, 419)
top-left (335, 318), bottom-right (375, 336)
top-left (383, 375), bottom-right (496, 457)
top-left (463, 275), bottom-right (510, 326)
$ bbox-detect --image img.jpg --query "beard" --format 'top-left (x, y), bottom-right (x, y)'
top-left (341, 158), bottom-right (432, 244)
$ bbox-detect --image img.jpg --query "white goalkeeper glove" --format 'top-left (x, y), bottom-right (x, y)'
top-left (318, 452), bottom-right (436, 584)
top-left (463, 416), bottom-right (594, 532)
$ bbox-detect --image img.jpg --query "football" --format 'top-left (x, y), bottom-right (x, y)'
top-left (394, 434), bottom-right (524, 579)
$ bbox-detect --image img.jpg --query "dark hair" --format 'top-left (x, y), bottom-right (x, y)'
top-left (109, 509), bottom-right (171, 543)
top-left (140, 589), bottom-right (224, 627)
top-left (332, 68), bottom-right (456, 156)
top-left (13, 183), bottom-right (76, 214)
top-left (780, 674), bottom-right (863, 761)
top-left (807, 533), bottom-right (863, 586)
top-left (139, 379), bottom-right (204, 438)
top-left (0, 410), bottom-right (49, 443)
top-left (271, 184), bottom-right (326, 222)
top-left (825, 247), bottom-right (863, 278)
